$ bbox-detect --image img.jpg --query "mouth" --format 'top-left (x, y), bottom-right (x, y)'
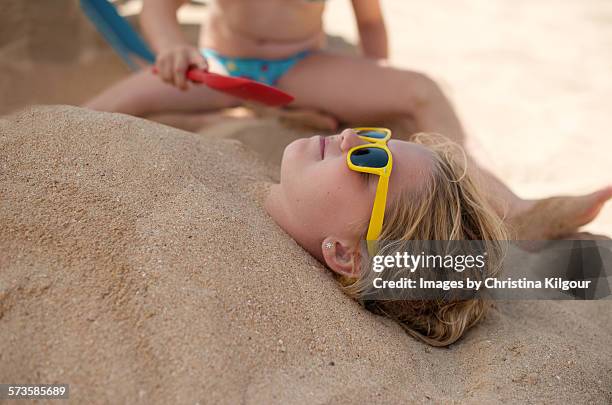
top-left (319, 136), bottom-right (326, 159)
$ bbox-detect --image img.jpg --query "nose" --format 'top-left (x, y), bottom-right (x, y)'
top-left (340, 128), bottom-right (368, 153)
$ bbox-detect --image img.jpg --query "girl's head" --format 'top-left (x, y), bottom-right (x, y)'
top-left (265, 129), bottom-right (506, 346)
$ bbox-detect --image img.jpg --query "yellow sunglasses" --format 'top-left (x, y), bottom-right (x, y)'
top-left (346, 127), bottom-right (393, 255)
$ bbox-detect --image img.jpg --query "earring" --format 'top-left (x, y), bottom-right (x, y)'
top-left (324, 242), bottom-right (334, 249)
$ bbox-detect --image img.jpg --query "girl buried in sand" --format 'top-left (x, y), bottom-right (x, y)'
top-left (265, 128), bottom-right (612, 346)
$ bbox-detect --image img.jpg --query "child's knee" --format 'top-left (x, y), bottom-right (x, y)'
top-left (401, 71), bottom-right (445, 111)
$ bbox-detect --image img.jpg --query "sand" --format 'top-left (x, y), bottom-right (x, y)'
top-left (1, 0), bottom-right (611, 403)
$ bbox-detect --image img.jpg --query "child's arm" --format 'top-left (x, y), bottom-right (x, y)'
top-left (350, 0), bottom-right (388, 60)
top-left (141, 0), bottom-right (208, 90)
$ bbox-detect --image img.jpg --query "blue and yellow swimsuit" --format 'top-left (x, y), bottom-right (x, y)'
top-left (201, 0), bottom-right (325, 85)
top-left (202, 49), bottom-right (311, 86)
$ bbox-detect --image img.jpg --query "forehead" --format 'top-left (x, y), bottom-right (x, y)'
top-left (387, 140), bottom-right (433, 197)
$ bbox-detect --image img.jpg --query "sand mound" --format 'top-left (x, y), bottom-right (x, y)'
top-left (0, 106), bottom-right (610, 404)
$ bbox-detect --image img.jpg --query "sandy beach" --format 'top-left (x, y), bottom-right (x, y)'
top-left (1, 0), bottom-right (611, 403)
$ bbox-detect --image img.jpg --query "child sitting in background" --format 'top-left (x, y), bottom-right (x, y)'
top-left (85, 0), bottom-right (429, 133)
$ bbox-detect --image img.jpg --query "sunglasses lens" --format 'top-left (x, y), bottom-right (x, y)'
top-left (355, 129), bottom-right (387, 139)
top-left (350, 147), bottom-right (389, 168)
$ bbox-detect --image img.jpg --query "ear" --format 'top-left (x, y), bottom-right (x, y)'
top-left (321, 237), bottom-right (362, 278)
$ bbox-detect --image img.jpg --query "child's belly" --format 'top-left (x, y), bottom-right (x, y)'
top-left (200, 0), bottom-right (326, 59)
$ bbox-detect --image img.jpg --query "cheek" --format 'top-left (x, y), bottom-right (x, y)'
top-left (296, 164), bottom-right (340, 204)
top-left (310, 166), bottom-right (365, 217)
top-left (288, 164), bottom-right (347, 219)
top-left (281, 155), bottom-right (368, 229)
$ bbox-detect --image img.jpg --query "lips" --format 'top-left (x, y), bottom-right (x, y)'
top-left (319, 136), bottom-right (325, 159)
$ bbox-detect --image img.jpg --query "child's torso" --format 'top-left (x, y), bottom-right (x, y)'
top-left (201, 0), bottom-right (326, 59)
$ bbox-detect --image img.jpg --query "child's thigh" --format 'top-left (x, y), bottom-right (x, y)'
top-left (85, 70), bottom-right (241, 116)
top-left (278, 52), bottom-right (435, 122)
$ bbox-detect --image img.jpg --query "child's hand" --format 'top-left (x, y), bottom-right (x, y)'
top-left (155, 44), bottom-right (208, 90)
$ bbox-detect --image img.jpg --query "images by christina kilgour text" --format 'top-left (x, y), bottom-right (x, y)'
top-left (370, 251), bottom-right (593, 292)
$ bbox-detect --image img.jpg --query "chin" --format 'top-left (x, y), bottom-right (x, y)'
top-left (281, 138), bottom-right (308, 169)
top-left (279, 142), bottom-right (299, 183)
top-left (285, 137), bottom-right (309, 152)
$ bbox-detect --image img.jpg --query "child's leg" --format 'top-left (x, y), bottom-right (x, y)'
top-left (84, 69), bottom-right (241, 122)
top-left (508, 188), bottom-right (612, 239)
top-left (85, 69), bottom-right (338, 132)
top-left (278, 53), bottom-right (467, 142)
top-left (278, 52), bottom-right (612, 238)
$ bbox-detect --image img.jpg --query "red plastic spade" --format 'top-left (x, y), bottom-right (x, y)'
top-left (152, 67), bottom-right (294, 107)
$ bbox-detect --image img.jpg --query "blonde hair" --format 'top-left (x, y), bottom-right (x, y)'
top-left (340, 133), bottom-right (507, 347)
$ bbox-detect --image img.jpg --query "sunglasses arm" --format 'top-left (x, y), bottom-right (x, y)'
top-left (365, 174), bottom-right (390, 256)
